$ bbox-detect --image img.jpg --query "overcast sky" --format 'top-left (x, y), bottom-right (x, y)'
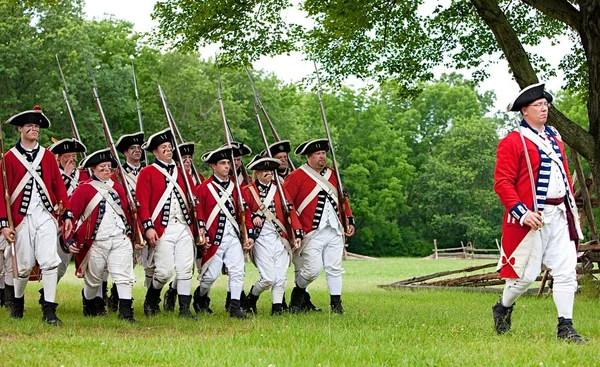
top-left (83, 0), bottom-right (572, 113)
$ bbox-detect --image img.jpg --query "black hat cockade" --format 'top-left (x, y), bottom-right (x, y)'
top-left (259, 140), bottom-right (291, 157)
top-left (295, 138), bottom-right (330, 155)
top-left (247, 155), bottom-right (281, 171)
top-left (142, 128), bottom-right (173, 152)
top-left (202, 145), bottom-right (234, 164)
top-left (6, 105), bottom-right (51, 128)
top-left (506, 82), bottom-right (554, 112)
top-left (48, 138), bottom-right (87, 155)
top-left (80, 148), bottom-right (118, 169)
top-left (224, 141), bottom-right (252, 158)
top-left (116, 131), bottom-right (145, 154)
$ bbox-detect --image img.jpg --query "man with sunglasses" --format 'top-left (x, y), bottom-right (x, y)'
top-left (493, 83), bottom-right (586, 343)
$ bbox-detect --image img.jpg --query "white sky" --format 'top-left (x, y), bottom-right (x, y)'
top-left (83, 0), bottom-right (572, 113)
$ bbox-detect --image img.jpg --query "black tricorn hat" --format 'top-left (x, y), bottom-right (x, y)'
top-left (142, 128), bottom-right (173, 152)
top-left (48, 138), bottom-right (87, 155)
top-left (115, 131), bottom-right (145, 153)
top-left (247, 155), bottom-right (281, 171)
top-left (202, 145), bottom-right (234, 164)
top-left (260, 140), bottom-right (291, 157)
top-left (225, 141), bottom-right (252, 157)
top-left (295, 138), bottom-right (330, 155)
top-left (506, 82), bottom-right (554, 112)
top-left (80, 148), bottom-right (118, 169)
top-left (178, 142), bottom-right (195, 157)
top-left (6, 105), bottom-right (51, 128)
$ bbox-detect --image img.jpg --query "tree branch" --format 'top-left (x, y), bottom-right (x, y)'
top-left (520, 0), bottom-right (581, 31)
top-left (470, 0), bottom-right (594, 160)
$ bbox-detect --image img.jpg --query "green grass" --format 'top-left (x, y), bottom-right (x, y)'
top-left (1, 258), bottom-right (600, 366)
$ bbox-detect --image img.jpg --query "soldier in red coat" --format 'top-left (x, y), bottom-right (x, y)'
top-left (260, 140), bottom-right (293, 181)
top-left (242, 156), bottom-right (303, 315)
top-left (193, 145), bottom-right (255, 319)
top-left (0, 106), bottom-right (74, 325)
top-left (283, 139), bottom-right (354, 314)
top-left (48, 138), bottom-right (89, 284)
top-left (492, 83), bottom-right (585, 343)
top-left (136, 128), bottom-right (197, 319)
top-left (68, 149), bottom-right (136, 322)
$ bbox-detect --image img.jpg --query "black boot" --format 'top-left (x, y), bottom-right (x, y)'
top-left (243, 287), bottom-right (259, 315)
top-left (94, 297), bottom-right (107, 316)
top-left (143, 284), bottom-right (162, 317)
top-left (41, 301), bottom-right (62, 326)
top-left (193, 287), bottom-right (213, 314)
top-left (0, 287), bottom-right (4, 308)
top-left (557, 317), bottom-right (588, 344)
top-left (4, 285), bottom-right (14, 310)
top-left (492, 299), bottom-right (513, 334)
top-left (330, 295), bottom-right (344, 314)
top-left (107, 283), bottom-right (119, 312)
top-left (290, 286), bottom-right (306, 314)
top-left (10, 295), bottom-right (24, 319)
top-left (229, 299), bottom-right (247, 319)
top-left (225, 291), bottom-right (231, 312)
top-left (38, 288), bottom-right (44, 305)
top-left (302, 291), bottom-right (322, 312)
top-left (102, 281), bottom-right (108, 304)
top-left (82, 290), bottom-right (96, 317)
top-left (163, 282), bottom-right (177, 312)
top-left (271, 303), bottom-right (285, 316)
top-left (118, 299), bottom-right (136, 323)
top-left (282, 294), bottom-right (288, 310)
top-left (178, 295), bottom-right (198, 320)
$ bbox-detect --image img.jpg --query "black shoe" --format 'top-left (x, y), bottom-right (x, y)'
top-left (271, 303), bottom-right (285, 316)
top-left (10, 295), bottom-right (24, 319)
top-left (41, 301), bottom-right (62, 326)
top-left (193, 287), bottom-right (213, 314)
top-left (302, 291), bottom-right (322, 312)
top-left (143, 284), bottom-right (162, 317)
top-left (0, 287), bottom-right (5, 308)
top-left (290, 286), bottom-right (306, 314)
top-left (557, 317), bottom-right (588, 344)
top-left (178, 295), bottom-right (198, 320)
top-left (492, 300), bottom-right (513, 334)
top-left (229, 299), bottom-right (247, 319)
top-left (4, 285), bottom-right (14, 310)
top-left (94, 297), bottom-right (107, 316)
top-left (243, 287), bottom-right (259, 315)
top-left (330, 295), bottom-right (344, 314)
top-left (163, 282), bottom-right (177, 312)
top-left (107, 283), bottom-right (119, 313)
top-left (118, 299), bottom-right (136, 323)
top-left (82, 290), bottom-right (96, 317)
top-left (225, 291), bottom-right (231, 312)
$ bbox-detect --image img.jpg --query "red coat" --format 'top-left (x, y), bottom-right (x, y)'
top-left (242, 180), bottom-right (302, 240)
top-left (61, 167), bottom-right (90, 197)
top-left (69, 178), bottom-right (133, 272)
top-left (195, 176), bottom-right (254, 264)
top-left (0, 145), bottom-right (71, 229)
top-left (136, 162), bottom-right (197, 238)
top-left (283, 165), bottom-right (353, 234)
top-left (494, 125), bottom-right (580, 279)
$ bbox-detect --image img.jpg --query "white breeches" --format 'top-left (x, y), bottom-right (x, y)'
top-left (252, 223), bottom-right (289, 303)
top-left (152, 222), bottom-right (194, 286)
top-left (83, 234), bottom-right (135, 288)
top-left (199, 232), bottom-right (245, 300)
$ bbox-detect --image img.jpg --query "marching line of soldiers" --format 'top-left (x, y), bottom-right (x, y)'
top-left (0, 104), bottom-right (356, 325)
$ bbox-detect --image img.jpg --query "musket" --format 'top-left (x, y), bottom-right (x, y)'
top-left (167, 108), bottom-right (203, 184)
top-left (157, 84), bottom-right (204, 246)
top-left (0, 120), bottom-right (18, 278)
top-left (216, 54), bottom-right (248, 246)
top-left (252, 103), bottom-right (297, 246)
top-left (130, 57), bottom-right (148, 163)
top-left (244, 67), bottom-right (295, 170)
top-left (86, 59), bottom-right (145, 249)
top-left (313, 62), bottom-right (351, 236)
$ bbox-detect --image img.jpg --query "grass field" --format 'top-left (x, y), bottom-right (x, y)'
top-left (1, 257), bottom-right (599, 366)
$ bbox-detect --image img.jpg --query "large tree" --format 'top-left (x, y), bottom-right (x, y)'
top-left (153, 0), bottom-right (600, 199)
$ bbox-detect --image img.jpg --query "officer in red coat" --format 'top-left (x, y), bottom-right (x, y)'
top-left (193, 145), bottom-right (255, 319)
top-left (0, 106), bottom-right (73, 325)
top-left (48, 138), bottom-right (89, 284)
top-left (492, 83), bottom-right (585, 343)
top-left (68, 148), bottom-right (136, 322)
top-left (242, 156), bottom-right (303, 315)
top-left (136, 128), bottom-right (197, 319)
top-left (283, 139), bottom-right (354, 314)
